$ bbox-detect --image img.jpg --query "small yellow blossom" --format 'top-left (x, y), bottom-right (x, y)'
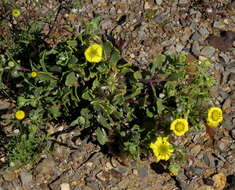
top-left (168, 164), bottom-right (180, 176)
top-left (12, 8), bottom-right (21, 17)
top-left (8, 61), bottom-right (15, 67)
top-left (31, 71), bottom-right (38, 78)
top-left (15, 110), bottom-right (25, 120)
top-left (170, 118), bottom-right (189, 136)
top-left (207, 107), bottom-right (223, 128)
top-left (150, 137), bottom-right (174, 162)
top-left (84, 43), bottom-right (103, 63)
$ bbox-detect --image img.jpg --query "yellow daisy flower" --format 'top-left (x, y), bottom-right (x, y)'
top-left (15, 110), bottom-right (25, 120)
top-left (84, 43), bottom-right (103, 63)
top-left (207, 107), bottom-right (223, 128)
top-left (31, 71), bottom-right (38, 78)
top-left (8, 61), bottom-right (15, 67)
top-left (170, 118), bottom-right (189, 136)
top-left (12, 8), bottom-right (21, 17)
top-left (150, 136), bottom-right (174, 162)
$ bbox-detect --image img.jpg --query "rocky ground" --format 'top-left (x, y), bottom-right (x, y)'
top-left (0, 0), bottom-right (235, 190)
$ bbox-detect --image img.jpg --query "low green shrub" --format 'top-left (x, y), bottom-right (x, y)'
top-left (0, 2), bottom-right (216, 173)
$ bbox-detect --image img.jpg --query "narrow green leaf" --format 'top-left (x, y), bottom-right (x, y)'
top-left (95, 127), bottom-right (108, 145)
top-left (109, 48), bottom-right (121, 67)
top-left (38, 72), bottom-right (57, 81)
top-left (82, 89), bottom-right (94, 101)
top-left (70, 116), bottom-right (86, 127)
top-left (103, 41), bottom-right (113, 59)
top-left (97, 114), bottom-right (111, 129)
top-left (156, 98), bottom-right (165, 115)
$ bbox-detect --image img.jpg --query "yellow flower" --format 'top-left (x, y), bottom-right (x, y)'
top-left (170, 118), bottom-right (189, 136)
top-left (12, 8), bottom-right (21, 17)
top-left (31, 71), bottom-right (38, 78)
top-left (8, 61), bottom-right (15, 67)
top-left (150, 137), bottom-right (174, 162)
top-left (207, 107), bottom-right (223, 128)
top-left (15, 110), bottom-right (25, 120)
top-left (84, 43), bottom-right (103, 63)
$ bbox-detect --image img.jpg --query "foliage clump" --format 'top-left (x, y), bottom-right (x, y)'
top-left (0, 1), bottom-right (215, 172)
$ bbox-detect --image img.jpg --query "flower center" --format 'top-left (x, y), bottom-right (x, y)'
top-left (212, 110), bottom-right (220, 121)
top-left (159, 144), bottom-right (168, 154)
top-left (175, 122), bottom-right (184, 132)
top-left (90, 49), bottom-right (98, 56)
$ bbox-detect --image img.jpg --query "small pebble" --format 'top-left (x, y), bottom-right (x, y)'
top-left (137, 168), bottom-right (148, 178)
top-left (105, 162), bottom-right (113, 171)
top-left (200, 46), bottom-right (216, 57)
top-left (155, 0), bottom-right (162, 5)
top-left (192, 41), bottom-right (201, 56)
top-left (191, 31), bottom-right (201, 41)
top-left (86, 183), bottom-right (99, 190)
top-left (60, 183), bottom-right (70, 190)
top-left (199, 27), bottom-right (209, 36)
top-left (20, 171), bottom-right (33, 186)
top-left (132, 169), bottom-right (138, 175)
top-left (231, 129), bottom-right (235, 139)
top-left (213, 173), bottom-right (226, 190)
top-left (213, 21), bottom-right (225, 29)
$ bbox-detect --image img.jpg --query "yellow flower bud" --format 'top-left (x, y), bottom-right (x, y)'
top-left (15, 110), bottom-right (25, 120)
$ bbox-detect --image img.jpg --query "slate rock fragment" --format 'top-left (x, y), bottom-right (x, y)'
top-left (207, 31), bottom-right (235, 51)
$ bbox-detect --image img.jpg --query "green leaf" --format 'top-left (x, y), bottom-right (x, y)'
top-left (97, 63), bottom-right (109, 74)
top-left (151, 54), bottom-right (165, 73)
top-left (91, 100), bottom-right (115, 115)
top-left (67, 40), bottom-right (78, 48)
top-left (164, 82), bottom-right (177, 97)
top-left (45, 49), bottom-right (58, 56)
top-left (48, 65), bottom-right (62, 72)
top-left (29, 22), bottom-right (43, 33)
top-left (103, 41), bottom-right (113, 59)
top-left (167, 72), bottom-right (184, 81)
top-left (57, 52), bottom-right (69, 66)
top-left (38, 72), bottom-right (57, 81)
top-left (92, 79), bottom-right (100, 90)
top-left (156, 98), bottom-right (165, 115)
top-left (146, 108), bottom-right (154, 118)
top-left (68, 55), bottom-right (78, 65)
top-left (95, 127), bottom-right (108, 145)
top-left (112, 110), bottom-right (123, 119)
top-left (70, 116), bottom-right (86, 127)
top-left (65, 72), bottom-right (77, 87)
top-left (28, 125), bottom-right (38, 137)
top-left (97, 114), bottom-right (111, 129)
top-left (133, 71), bottom-right (142, 80)
top-left (109, 48), bottom-right (121, 67)
top-left (120, 67), bottom-right (134, 74)
top-left (49, 104), bottom-right (61, 118)
top-left (112, 93), bottom-right (125, 105)
top-left (82, 89), bottom-right (94, 101)
top-left (126, 87), bottom-right (142, 99)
